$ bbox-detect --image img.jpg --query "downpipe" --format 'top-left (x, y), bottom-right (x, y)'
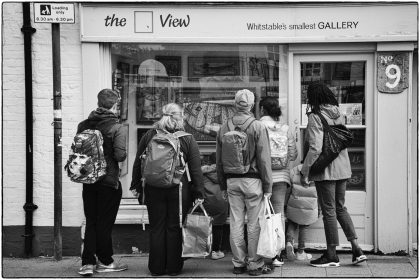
top-left (21, 2), bottom-right (38, 257)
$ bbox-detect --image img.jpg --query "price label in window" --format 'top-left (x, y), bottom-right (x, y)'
top-left (377, 52), bottom-right (409, 93)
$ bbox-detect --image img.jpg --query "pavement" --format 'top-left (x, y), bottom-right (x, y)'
top-left (2, 252), bottom-right (418, 278)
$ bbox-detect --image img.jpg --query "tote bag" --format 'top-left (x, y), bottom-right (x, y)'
top-left (310, 113), bottom-right (353, 175)
top-left (257, 197), bottom-right (285, 258)
top-left (181, 201), bottom-right (213, 258)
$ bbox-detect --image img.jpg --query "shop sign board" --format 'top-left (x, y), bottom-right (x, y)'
top-left (377, 52), bottom-right (409, 93)
top-left (34, 3), bottom-right (75, 24)
top-left (80, 4), bottom-right (417, 43)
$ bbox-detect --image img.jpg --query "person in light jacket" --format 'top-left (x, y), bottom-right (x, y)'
top-left (216, 89), bottom-right (273, 276)
top-left (285, 164), bottom-right (318, 262)
top-left (259, 96), bottom-right (297, 266)
top-left (301, 83), bottom-right (367, 267)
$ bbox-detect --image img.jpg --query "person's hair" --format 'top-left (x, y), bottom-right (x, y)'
top-left (260, 96), bottom-right (282, 121)
top-left (306, 83), bottom-right (339, 114)
top-left (154, 103), bottom-right (184, 132)
top-left (97, 88), bottom-right (119, 109)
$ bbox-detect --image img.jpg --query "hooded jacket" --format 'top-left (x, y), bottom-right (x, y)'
top-left (216, 111), bottom-right (273, 193)
top-left (301, 104), bottom-right (352, 181)
top-left (77, 108), bottom-right (127, 189)
top-left (260, 116), bottom-right (298, 185)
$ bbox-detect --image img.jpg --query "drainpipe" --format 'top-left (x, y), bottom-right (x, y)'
top-left (21, 2), bottom-right (38, 258)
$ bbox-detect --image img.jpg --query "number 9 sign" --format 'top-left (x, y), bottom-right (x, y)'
top-left (377, 52), bottom-right (409, 93)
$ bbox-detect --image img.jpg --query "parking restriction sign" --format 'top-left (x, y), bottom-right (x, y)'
top-left (34, 3), bottom-right (75, 24)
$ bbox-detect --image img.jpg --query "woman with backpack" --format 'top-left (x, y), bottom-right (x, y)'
top-left (130, 103), bottom-right (204, 276)
top-left (301, 83), bottom-right (366, 267)
top-left (259, 96), bottom-right (298, 266)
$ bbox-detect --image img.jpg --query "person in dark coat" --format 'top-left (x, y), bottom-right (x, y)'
top-left (201, 153), bottom-right (229, 260)
top-left (130, 103), bottom-right (204, 276)
top-left (77, 89), bottom-right (128, 276)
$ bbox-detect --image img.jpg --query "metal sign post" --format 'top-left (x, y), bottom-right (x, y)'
top-left (34, 2), bottom-right (74, 261)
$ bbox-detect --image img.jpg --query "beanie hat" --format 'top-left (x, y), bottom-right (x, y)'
top-left (97, 89), bottom-right (119, 109)
top-left (235, 89), bottom-right (255, 111)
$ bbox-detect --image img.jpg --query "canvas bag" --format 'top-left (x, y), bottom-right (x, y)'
top-left (257, 197), bottom-right (285, 258)
top-left (220, 117), bottom-right (255, 174)
top-left (309, 113), bottom-right (354, 175)
top-left (181, 201), bottom-right (213, 258)
top-left (65, 129), bottom-right (107, 184)
top-left (141, 129), bottom-right (191, 188)
top-left (267, 124), bottom-right (289, 170)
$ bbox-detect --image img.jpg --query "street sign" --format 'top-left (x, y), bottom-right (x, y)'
top-left (34, 3), bottom-right (75, 24)
top-left (377, 52), bottom-right (409, 93)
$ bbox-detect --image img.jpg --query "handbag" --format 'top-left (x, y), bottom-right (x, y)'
top-left (310, 113), bottom-right (354, 175)
top-left (256, 197), bottom-right (285, 258)
top-left (181, 201), bottom-right (213, 258)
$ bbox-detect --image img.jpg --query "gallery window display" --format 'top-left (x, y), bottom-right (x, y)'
top-left (111, 44), bottom-right (288, 145)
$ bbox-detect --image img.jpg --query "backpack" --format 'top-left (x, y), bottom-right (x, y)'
top-left (220, 117), bottom-right (255, 174)
top-left (267, 124), bottom-right (289, 170)
top-left (141, 129), bottom-right (191, 188)
top-left (65, 129), bottom-right (107, 184)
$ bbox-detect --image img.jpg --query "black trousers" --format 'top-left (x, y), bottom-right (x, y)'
top-left (212, 225), bottom-right (224, 252)
top-left (145, 186), bottom-right (186, 275)
top-left (82, 183), bottom-right (122, 265)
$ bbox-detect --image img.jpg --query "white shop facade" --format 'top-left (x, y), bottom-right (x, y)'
top-left (79, 3), bottom-right (418, 255)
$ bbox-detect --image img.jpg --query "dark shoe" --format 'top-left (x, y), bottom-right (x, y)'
top-left (167, 271), bottom-right (182, 276)
top-left (310, 254), bottom-right (340, 267)
top-left (151, 272), bottom-right (165, 276)
top-left (233, 266), bottom-right (247, 274)
top-left (248, 264), bottom-right (274, 276)
top-left (272, 255), bottom-right (284, 266)
top-left (352, 248), bottom-right (367, 265)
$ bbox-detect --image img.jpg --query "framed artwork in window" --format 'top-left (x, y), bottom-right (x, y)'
top-left (248, 57), bottom-right (269, 82)
top-left (188, 57), bottom-right (240, 80)
top-left (155, 56), bottom-right (182, 77)
top-left (136, 87), bottom-right (170, 124)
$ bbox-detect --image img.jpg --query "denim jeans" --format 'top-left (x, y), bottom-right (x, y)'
top-left (227, 178), bottom-right (264, 270)
top-left (315, 179), bottom-right (357, 246)
top-left (286, 221), bottom-right (309, 250)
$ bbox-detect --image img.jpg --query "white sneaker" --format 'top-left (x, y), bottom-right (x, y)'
top-left (272, 257), bottom-right (284, 267)
top-left (95, 261), bottom-right (128, 273)
top-left (296, 251), bottom-right (312, 261)
top-left (286, 242), bottom-right (296, 260)
top-left (211, 251), bottom-right (225, 260)
top-left (78, 264), bottom-right (94, 276)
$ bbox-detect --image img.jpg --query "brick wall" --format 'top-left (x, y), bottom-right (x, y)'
top-left (3, 3), bottom-right (84, 227)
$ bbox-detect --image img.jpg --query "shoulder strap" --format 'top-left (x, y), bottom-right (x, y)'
top-left (173, 131), bottom-right (191, 138)
top-left (241, 117), bottom-right (256, 131)
top-left (316, 113), bottom-right (329, 127)
top-left (227, 118), bottom-right (235, 132)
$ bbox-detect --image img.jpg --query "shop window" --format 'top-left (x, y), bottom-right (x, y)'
top-left (300, 62), bottom-right (366, 191)
top-left (111, 44), bottom-right (288, 199)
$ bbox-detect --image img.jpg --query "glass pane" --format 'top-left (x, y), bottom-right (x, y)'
top-left (300, 61), bottom-right (366, 191)
top-left (111, 44), bottom-right (288, 142)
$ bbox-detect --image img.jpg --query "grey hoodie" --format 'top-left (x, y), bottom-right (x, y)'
top-left (301, 104), bottom-right (352, 181)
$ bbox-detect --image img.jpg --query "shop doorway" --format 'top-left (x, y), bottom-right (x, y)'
top-left (291, 53), bottom-right (374, 250)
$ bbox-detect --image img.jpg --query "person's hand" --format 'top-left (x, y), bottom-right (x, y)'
top-left (264, 193), bottom-right (272, 199)
top-left (131, 189), bottom-right (139, 198)
top-left (300, 171), bottom-right (309, 186)
top-left (221, 190), bottom-right (228, 201)
top-left (194, 198), bottom-right (204, 205)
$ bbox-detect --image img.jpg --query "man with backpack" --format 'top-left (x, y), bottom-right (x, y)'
top-left (74, 89), bottom-right (128, 276)
top-left (216, 89), bottom-right (273, 276)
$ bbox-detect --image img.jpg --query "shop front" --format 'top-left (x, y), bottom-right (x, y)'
top-left (79, 3), bottom-right (417, 254)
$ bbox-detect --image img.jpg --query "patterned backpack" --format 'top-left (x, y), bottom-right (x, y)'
top-left (220, 117), bottom-right (255, 174)
top-left (141, 130), bottom-right (191, 188)
top-left (64, 129), bottom-right (107, 184)
top-left (267, 124), bottom-right (289, 170)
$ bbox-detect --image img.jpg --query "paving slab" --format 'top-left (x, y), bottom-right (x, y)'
top-left (367, 262), bottom-right (417, 278)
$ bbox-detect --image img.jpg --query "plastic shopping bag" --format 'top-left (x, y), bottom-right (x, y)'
top-left (257, 197), bottom-right (285, 258)
top-left (181, 201), bottom-right (213, 258)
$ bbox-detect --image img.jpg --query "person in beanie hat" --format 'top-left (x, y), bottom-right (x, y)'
top-left (77, 88), bottom-right (128, 276)
top-left (216, 89), bottom-right (273, 276)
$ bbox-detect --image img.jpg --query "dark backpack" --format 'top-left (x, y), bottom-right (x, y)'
top-left (65, 129), bottom-right (107, 184)
top-left (220, 117), bottom-right (255, 174)
top-left (141, 129), bottom-right (191, 188)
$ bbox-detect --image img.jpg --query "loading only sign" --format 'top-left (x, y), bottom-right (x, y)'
top-left (34, 3), bottom-right (75, 23)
